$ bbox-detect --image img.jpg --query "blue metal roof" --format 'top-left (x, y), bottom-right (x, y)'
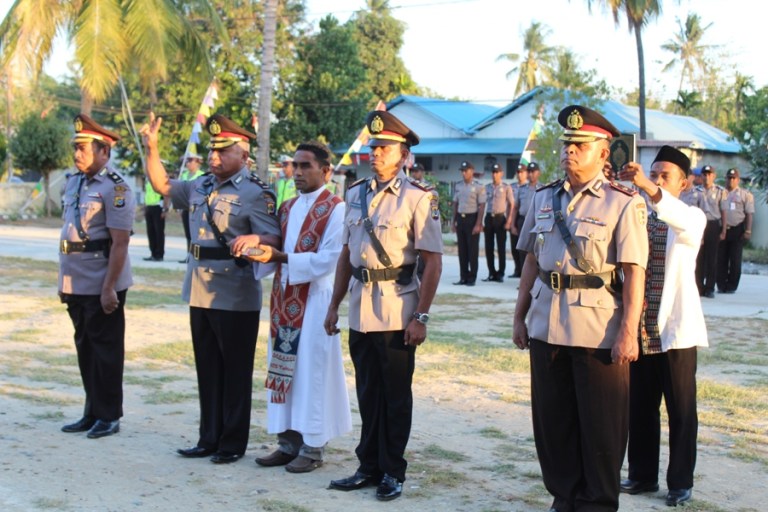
top-left (356, 138), bottom-right (528, 155)
top-left (388, 95), bottom-right (497, 133)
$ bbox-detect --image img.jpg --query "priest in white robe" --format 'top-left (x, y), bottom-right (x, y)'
top-left (232, 140), bottom-right (351, 473)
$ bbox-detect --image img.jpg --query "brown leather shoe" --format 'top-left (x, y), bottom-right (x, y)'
top-left (255, 449), bottom-right (295, 467)
top-left (285, 455), bottom-right (323, 473)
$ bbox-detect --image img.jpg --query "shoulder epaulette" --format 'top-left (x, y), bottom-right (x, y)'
top-left (407, 176), bottom-right (434, 191)
top-left (348, 177), bottom-right (367, 189)
top-left (248, 172), bottom-right (270, 189)
top-left (106, 171), bottom-right (124, 184)
top-left (609, 181), bottom-right (638, 196)
top-left (537, 179), bottom-right (563, 191)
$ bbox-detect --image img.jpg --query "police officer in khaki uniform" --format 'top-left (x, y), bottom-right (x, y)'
top-left (141, 112), bottom-right (281, 464)
top-left (717, 168), bottom-right (754, 293)
top-left (513, 105), bottom-right (649, 512)
top-left (60, 114), bottom-right (135, 439)
top-left (324, 110), bottom-right (443, 502)
top-left (679, 167), bottom-right (703, 208)
top-left (510, 162), bottom-right (541, 278)
top-left (695, 165), bottom-right (727, 298)
top-left (482, 163), bottom-right (514, 282)
top-left (509, 163), bottom-right (529, 277)
top-left (452, 161), bottom-right (485, 285)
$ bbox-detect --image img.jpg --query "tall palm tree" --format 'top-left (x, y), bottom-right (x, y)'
top-left (256, 0), bottom-right (278, 178)
top-left (585, 0), bottom-right (666, 139)
top-left (661, 13), bottom-right (713, 104)
top-left (0, 0), bottom-right (223, 112)
top-left (732, 72), bottom-right (755, 122)
top-left (497, 21), bottom-right (555, 98)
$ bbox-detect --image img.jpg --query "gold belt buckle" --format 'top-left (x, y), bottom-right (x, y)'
top-left (360, 268), bottom-right (371, 284)
top-left (60, 240), bottom-right (69, 254)
top-left (550, 272), bottom-right (562, 292)
top-left (192, 244), bottom-right (201, 260)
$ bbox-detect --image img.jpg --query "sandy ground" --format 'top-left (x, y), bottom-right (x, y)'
top-left (0, 224), bottom-right (766, 511)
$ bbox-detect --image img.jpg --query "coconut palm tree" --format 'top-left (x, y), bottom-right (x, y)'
top-left (497, 21), bottom-right (555, 98)
top-left (256, 0), bottom-right (278, 178)
top-left (585, 0), bottom-right (666, 139)
top-left (0, 0), bottom-right (224, 112)
top-left (661, 13), bottom-right (714, 104)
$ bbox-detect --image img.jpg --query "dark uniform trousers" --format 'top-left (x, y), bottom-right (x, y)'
top-left (717, 222), bottom-right (746, 292)
top-left (144, 204), bottom-right (166, 259)
top-left (483, 213), bottom-right (507, 277)
top-left (456, 213), bottom-right (479, 283)
top-left (180, 209), bottom-right (192, 252)
top-left (349, 329), bottom-right (415, 483)
top-left (627, 347), bottom-right (698, 490)
top-left (510, 215), bottom-right (525, 277)
top-left (64, 289), bottom-right (127, 422)
top-left (190, 307), bottom-right (260, 455)
top-left (695, 220), bottom-right (720, 295)
top-left (530, 339), bottom-right (629, 512)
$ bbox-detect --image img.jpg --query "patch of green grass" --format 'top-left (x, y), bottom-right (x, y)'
top-left (0, 311), bottom-right (31, 321)
top-left (1, 363), bottom-right (81, 387)
top-left (421, 443), bottom-right (468, 462)
top-left (256, 500), bottom-right (312, 512)
top-left (421, 332), bottom-right (530, 374)
top-left (408, 461), bottom-right (465, 488)
top-left (143, 389), bottom-right (197, 405)
top-left (30, 410), bottom-right (66, 421)
top-left (126, 287), bottom-right (186, 307)
top-left (744, 245), bottom-right (768, 265)
top-left (479, 426), bottom-right (508, 439)
top-left (496, 442), bottom-right (538, 461)
top-left (0, 385), bottom-right (79, 405)
top-left (249, 424), bottom-right (272, 444)
top-left (130, 340), bottom-right (194, 366)
top-left (32, 497), bottom-right (70, 509)
top-left (7, 328), bottom-right (48, 343)
top-left (123, 374), bottom-right (182, 388)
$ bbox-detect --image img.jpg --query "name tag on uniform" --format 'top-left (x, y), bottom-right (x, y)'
top-left (730, 202), bottom-right (736, 210)
top-left (87, 192), bottom-right (101, 198)
top-left (537, 214), bottom-right (551, 219)
top-left (220, 197), bottom-right (241, 206)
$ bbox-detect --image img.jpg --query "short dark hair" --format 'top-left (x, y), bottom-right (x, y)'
top-left (296, 141), bottom-right (332, 167)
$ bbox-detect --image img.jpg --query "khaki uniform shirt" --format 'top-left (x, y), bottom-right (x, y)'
top-left (517, 173), bottom-right (648, 349)
top-left (170, 167), bottom-right (281, 311)
top-left (59, 167), bottom-right (135, 295)
top-left (453, 180), bottom-right (486, 214)
top-left (485, 182), bottom-right (514, 215)
top-left (343, 170), bottom-right (443, 332)
top-left (679, 186), bottom-right (703, 209)
top-left (697, 184), bottom-right (727, 221)
top-left (515, 182), bottom-right (538, 218)
top-left (721, 187), bottom-right (755, 227)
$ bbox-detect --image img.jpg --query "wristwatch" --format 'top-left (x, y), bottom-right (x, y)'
top-left (412, 312), bottom-right (429, 324)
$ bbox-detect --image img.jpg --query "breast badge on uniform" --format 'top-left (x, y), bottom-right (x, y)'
top-left (114, 185), bottom-right (127, 193)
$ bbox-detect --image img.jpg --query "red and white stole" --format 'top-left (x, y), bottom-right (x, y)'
top-left (265, 189), bottom-right (341, 403)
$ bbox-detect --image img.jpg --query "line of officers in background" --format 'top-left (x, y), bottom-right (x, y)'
top-left (451, 158), bottom-right (755, 296)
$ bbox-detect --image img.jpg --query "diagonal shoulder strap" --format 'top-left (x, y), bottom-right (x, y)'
top-left (552, 186), bottom-right (596, 274)
top-left (359, 179), bottom-right (393, 268)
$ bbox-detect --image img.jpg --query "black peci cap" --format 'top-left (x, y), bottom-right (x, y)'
top-left (366, 110), bottom-right (420, 148)
top-left (460, 161), bottom-right (474, 171)
top-left (527, 162), bottom-right (540, 172)
top-left (652, 145), bottom-right (691, 176)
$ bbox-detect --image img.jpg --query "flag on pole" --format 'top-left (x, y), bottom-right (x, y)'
top-left (335, 100), bottom-right (387, 170)
top-left (179, 81), bottom-right (218, 172)
top-left (520, 106), bottom-right (544, 166)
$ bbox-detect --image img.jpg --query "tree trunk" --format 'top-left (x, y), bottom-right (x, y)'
top-left (633, 21), bottom-right (647, 139)
top-left (80, 86), bottom-right (93, 116)
top-left (255, 0), bottom-right (278, 179)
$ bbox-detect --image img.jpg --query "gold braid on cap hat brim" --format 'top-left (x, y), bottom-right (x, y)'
top-left (71, 133), bottom-right (115, 146)
top-left (370, 133), bottom-right (407, 143)
top-left (559, 129), bottom-right (610, 143)
top-left (208, 137), bottom-right (249, 149)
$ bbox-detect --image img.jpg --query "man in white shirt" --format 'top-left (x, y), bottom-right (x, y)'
top-left (232, 141), bottom-right (352, 473)
top-left (618, 146), bottom-right (708, 508)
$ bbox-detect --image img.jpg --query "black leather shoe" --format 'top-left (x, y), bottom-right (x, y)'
top-left (466, 281), bottom-right (476, 286)
top-left (61, 416), bottom-right (95, 433)
top-left (86, 419), bottom-right (120, 439)
top-left (376, 474), bottom-right (403, 501)
top-left (666, 488), bottom-right (692, 506)
top-left (177, 446), bottom-right (216, 458)
top-left (328, 471), bottom-right (378, 491)
top-left (620, 478), bottom-right (659, 495)
top-left (481, 276), bottom-right (494, 282)
top-left (493, 275), bottom-right (504, 283)
top-left (452, 280), bottom-right (467, 285)
top-left (703, 291), bottom-right (715, 298)
top-left (211, 451), bottom-right (242, 464)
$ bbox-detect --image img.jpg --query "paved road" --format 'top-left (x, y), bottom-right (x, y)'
top-left (1, 224), bottom-right (765, 320)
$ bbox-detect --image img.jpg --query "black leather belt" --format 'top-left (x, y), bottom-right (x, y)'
top-left (459, 212), bottom-right (477, 218)
top-left (486, 212), bottom-right (506, 217)
top-left (190, 244), bottom-right (233, 260)
top-left (352, 264), bottom-right (415, 285)
top-left (60, 239), bottom-right (111, 254)
top-left (538, 269), bottom-right (613, 292)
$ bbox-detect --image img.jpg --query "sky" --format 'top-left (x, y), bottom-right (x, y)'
top-left (2, 0), bottom-right (765, 106)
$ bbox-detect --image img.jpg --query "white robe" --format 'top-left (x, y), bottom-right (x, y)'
top-left (266, 187), bottom-right (352, 447)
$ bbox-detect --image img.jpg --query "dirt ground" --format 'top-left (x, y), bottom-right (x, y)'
top-left (0, 256), bottom-right (766, 512)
